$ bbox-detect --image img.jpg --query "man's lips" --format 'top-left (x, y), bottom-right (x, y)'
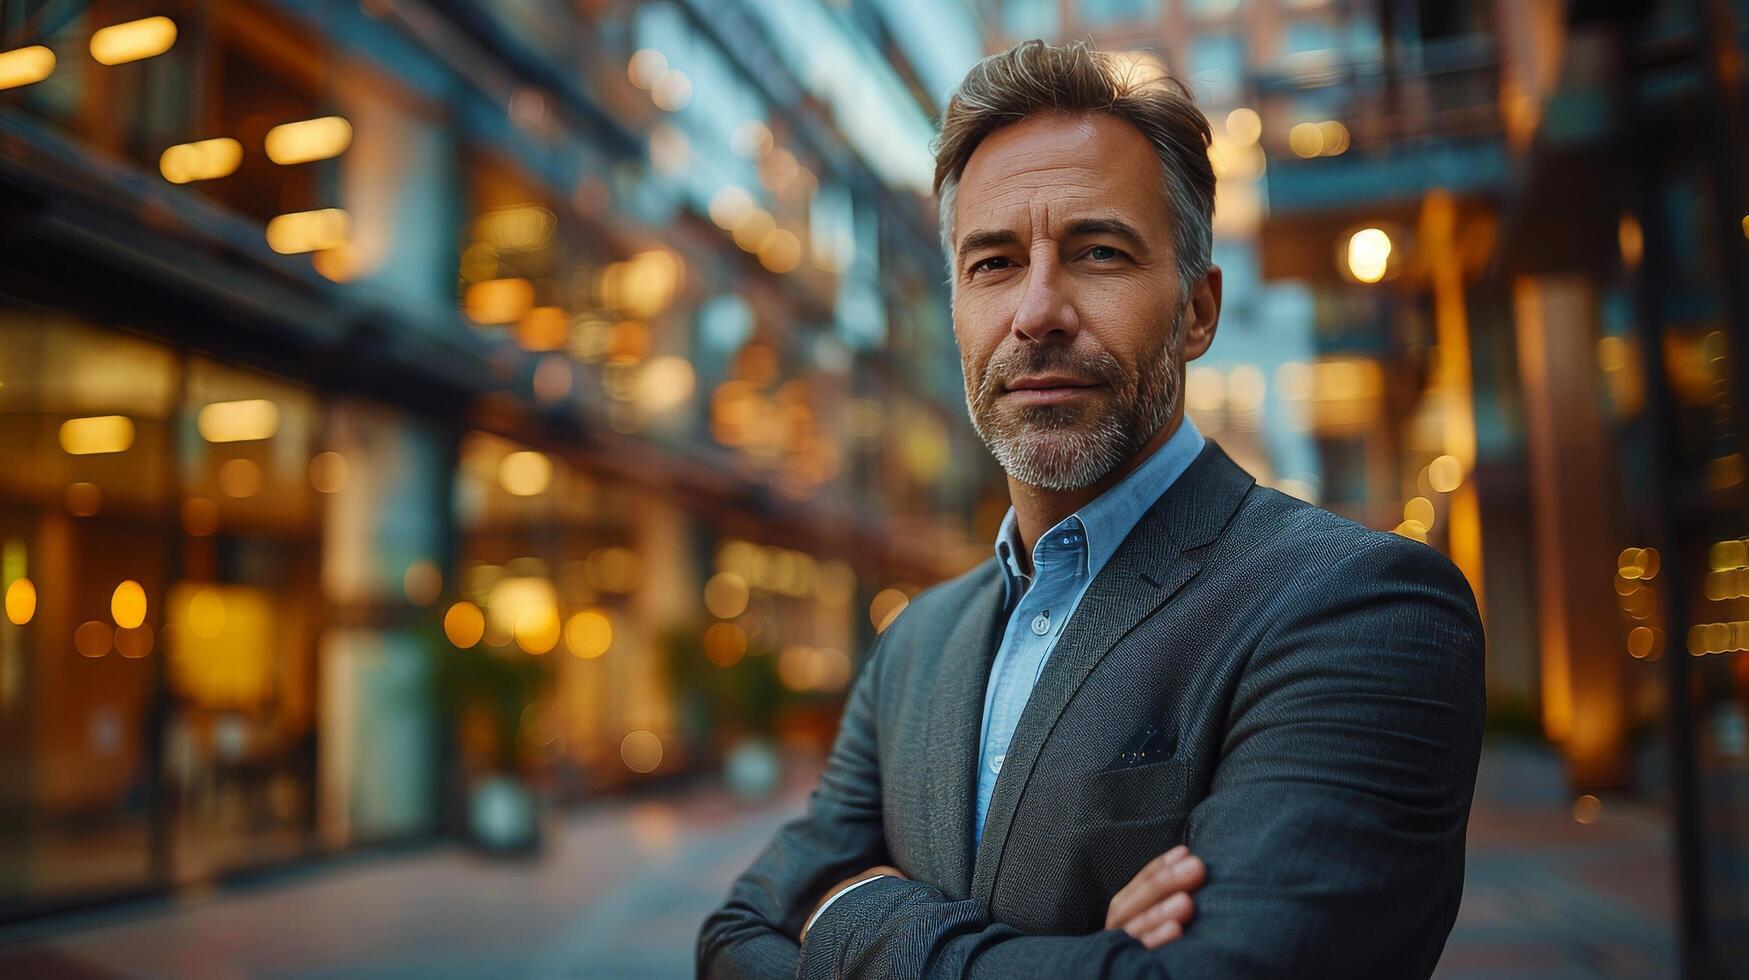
top-left (1001, 374), bottom-right (1102, 403)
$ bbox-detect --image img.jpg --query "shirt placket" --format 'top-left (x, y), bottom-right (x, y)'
top-left (983, 529), bottom-right (1083, 781)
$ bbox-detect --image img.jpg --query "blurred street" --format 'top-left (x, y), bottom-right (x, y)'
top-left (0, 742), bottom-right (1676, 980)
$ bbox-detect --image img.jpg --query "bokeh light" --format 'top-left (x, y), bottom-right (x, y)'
top-left (564, 610), bottom-right (612, 659)
top-left (444, 601), bottom-right (485, 649)
top-left (111, 580), bottom-right (147, 630)
top-left (620, 731), bottom-right (664, 773)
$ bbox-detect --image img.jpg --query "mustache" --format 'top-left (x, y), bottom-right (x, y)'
top-left (974, 345), bottom-right (1125, 402)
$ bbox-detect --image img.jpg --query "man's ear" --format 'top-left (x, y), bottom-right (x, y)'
top-left (1181, 265), bottom-right (1222, 361)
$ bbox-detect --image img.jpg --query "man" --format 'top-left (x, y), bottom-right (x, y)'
top-left (699, 39), bottom-right (1484, 979)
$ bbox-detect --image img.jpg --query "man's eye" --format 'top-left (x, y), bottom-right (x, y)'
top-left (1085, 245), bottom-right (1123, 262)
top-left (968, 256), bottom-right (1013, 275)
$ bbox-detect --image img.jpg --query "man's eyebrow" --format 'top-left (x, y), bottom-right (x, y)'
top-left (1064, 217), bottom-right (1148, 248)
top-left (955, 228), bottom-right (1021, 257)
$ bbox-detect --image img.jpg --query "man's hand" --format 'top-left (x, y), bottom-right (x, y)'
top-left (1104, 845), bottom-right (1207, 949)
top-left (802, 865), bottom-right (908, 941)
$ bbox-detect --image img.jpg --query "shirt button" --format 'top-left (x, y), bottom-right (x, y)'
top-left (989, 753), bottom-right (1005, 774)
top-left (1031, 613), bottom-right (1050, 635)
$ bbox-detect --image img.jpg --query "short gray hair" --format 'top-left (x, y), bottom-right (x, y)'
top-left (933, 40), bottom-right (1215, 297)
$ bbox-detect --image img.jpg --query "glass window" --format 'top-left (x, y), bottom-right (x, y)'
top-left (1188, 33), bottom-right (1247, 105)
top-left (1078, 0), bottom-right (1153, 27)
top-left (1001, 0), bottom-right (1061, 39)
top-left (1185, 0), bottom-right (1242, 17)
top-left (0, 301), bottom-right (176, 908)
top-left (1284, 20), bottom-right (1338, 57)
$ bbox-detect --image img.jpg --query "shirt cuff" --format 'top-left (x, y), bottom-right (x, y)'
top-left (803, 874), bottom-right (889, 940)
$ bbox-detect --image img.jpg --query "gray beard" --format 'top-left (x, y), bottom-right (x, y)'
top-left (966, 306), bottom-right (1185, 492)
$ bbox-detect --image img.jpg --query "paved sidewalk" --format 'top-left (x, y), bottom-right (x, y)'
top-left (0, 775), bottom-right (811, 980)
top-left (0, 742), bottom-right (1678, 979)
top-left (1434, 743), bottom-right (1676, 979)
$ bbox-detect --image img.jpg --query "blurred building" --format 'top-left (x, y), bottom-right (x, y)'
top-left (0, 0), bottom-right (1004, 921)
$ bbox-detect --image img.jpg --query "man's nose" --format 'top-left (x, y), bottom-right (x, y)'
top-left (1010, 252), bottom-right (1079, 345)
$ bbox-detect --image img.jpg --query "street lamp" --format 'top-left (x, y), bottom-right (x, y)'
top-left (1345, 227), bottom-right (1393, 283)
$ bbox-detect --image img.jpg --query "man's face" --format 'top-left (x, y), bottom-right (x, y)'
top-left (950, 113), bottom-right (1190, 491)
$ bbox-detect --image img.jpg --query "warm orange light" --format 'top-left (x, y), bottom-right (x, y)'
top-left (0, 46), bottom-right (55, 91)
top-left (264, 116), bottom-right (353, 165)
top-left (598, 250), bottom-right (682, 318)
top-left (732, 209), bottom-right (776, 252)
top-left (266, 209), bottom-right (350, 255)
top-left (564, 609), bottom-right (612, 659)
top-left (464, 278), bottom-right (534, 324)
top-left (1427, 454), bottom-right (1464, 493)
top-left (90, 16), bottom-right (177, 66)
top-left (1345, 228), bottom-right (1392, 283)
top-left (1288, 122), bottom-right (1324, 158)
top-left (870, 588), bottom-right (909, 633)
top-left (703, 572), bottom-right (750, 619)
top-left (111, 579), bottom-right (147, 629)
top-left (476, 206), bottom-right (555, 251)
top-left (160, 137), bottom-right (242, 184)
top-left (758, 230), bottom-right (802, 273)
top-left (1403, 496), bottom-right (1436, 530)
top-left (59, 415), bottom-right (134, 455)
top-left (498, 450), bottom-right (552, 496)
top-left (702, 622), bottom-right (747, 667)
top-left (1316, 120), bottom-right (1350, 155)
top-left (188, 588), bottom-right (226, 639)
top-left (513, 307), bottom-right (569, 352)
top-left (1225, 107), bottom-right (1261, 145)
top-left (514, 608), bottom-right (560, 654)
top-left (4, 578), bottom-right (35, 625)
top-left (443, 601), bottom-right (485, 648)
top-left (197, 399), bottom-right (278, 442)
top-left (1627, 626), bottom-right (1657, 660)
top-left (638, 356), bottom-right (696, 413)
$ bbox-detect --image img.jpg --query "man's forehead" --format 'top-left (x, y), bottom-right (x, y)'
top-left (953, 114), bottom-right (1168, 240)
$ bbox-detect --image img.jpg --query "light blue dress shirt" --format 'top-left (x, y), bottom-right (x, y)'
top-left (974, 417), bottom-right (1205, 846)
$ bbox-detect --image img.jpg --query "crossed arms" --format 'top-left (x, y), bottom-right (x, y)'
top-left (698, 536), bottom-right (1485, 979)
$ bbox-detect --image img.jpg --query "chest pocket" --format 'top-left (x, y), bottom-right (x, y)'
top-left (1086, 756), bottom-right (1191, 823)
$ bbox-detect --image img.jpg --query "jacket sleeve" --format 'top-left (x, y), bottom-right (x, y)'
top-left (795, 534), bottom-right (1486, 979)
top-left (697, 628), bottom-right (895, 978)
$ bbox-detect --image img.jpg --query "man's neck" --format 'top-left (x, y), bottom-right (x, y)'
top-left (1008, 408), bottom-right (1185, 565)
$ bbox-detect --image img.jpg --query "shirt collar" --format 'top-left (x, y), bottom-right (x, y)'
top-left (993, 416), bottom-right (1206, 601)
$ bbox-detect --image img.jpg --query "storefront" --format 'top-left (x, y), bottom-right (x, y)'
top-left (0, 299), bottom-right (447, 916)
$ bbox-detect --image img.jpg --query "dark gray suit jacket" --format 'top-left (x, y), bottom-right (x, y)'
top-left (699, 441), bottom-right (1486, 978)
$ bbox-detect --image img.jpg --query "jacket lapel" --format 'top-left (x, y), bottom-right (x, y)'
top-left (922, 561), bottom-right (1007, 900)
top-left (968, 440), bottom-right (1256, 906)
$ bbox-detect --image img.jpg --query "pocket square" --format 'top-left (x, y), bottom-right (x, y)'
top-left (1111, 721), bottom-right (1177, 770)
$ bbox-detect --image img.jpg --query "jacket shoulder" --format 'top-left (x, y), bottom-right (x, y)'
top-left (880, 557), bottom-right (1002, 640)
top-left (1230, 485), bottom-right (1476, 607)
